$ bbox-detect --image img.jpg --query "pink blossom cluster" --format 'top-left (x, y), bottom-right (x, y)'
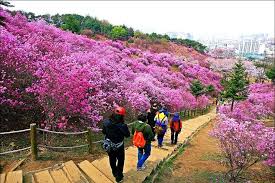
top-left (207, 58), bottom-right (260, 77)
top-left (212, 116), bottom-right (274, 167)
top-left (213, 83), bottom-right (275, 167)
top-left (0, 9), bottom-right (221, 129)
top-left (218, 83), bottom-right (274, 122)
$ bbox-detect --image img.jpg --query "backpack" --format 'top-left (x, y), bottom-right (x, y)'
top-left (171, 120), bottom-right (180, 132)
top-left (133, 124), bottom-right (146, 148)
top-left (133, 131), bottom-right (146, 148)
top-left (154, 125), bottom-right (163, 135)
top-left (154, 113), bottom-right (167, 135)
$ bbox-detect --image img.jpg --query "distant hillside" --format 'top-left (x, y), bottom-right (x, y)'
top-left (0, 8), bottom-right (221, 130)
top-left (126, 38), bottom-right (208, 62)
top-left (12, 11), bottom-right (207, 55)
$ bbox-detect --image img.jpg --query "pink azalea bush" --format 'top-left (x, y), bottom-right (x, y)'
top-left (212, 116), bottom-right (274, 181)
top-left (207, 58), bottom-right (260, 77)
top-left (212, 83), bottom-right (275, 181)
top-left (218, 83), bottom-right (274, 122)
top-left (0, 9), bottom-right (221, 130)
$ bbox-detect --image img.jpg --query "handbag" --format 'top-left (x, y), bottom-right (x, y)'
top-left (102, 138), bottom-right (123, 153)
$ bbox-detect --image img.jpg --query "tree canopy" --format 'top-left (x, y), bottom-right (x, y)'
top-left (221, 61), bottom-right (249, 111)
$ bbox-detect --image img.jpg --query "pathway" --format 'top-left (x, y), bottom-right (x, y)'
top-left (0, 109), bottom-right (216, 183)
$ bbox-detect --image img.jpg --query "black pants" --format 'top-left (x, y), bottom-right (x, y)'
top-left (108, 145), bottom-right (125, 180)
top-left (150, 125), bottom-right (156, 139)
top-left (171, 129), bottom-right (179, 144)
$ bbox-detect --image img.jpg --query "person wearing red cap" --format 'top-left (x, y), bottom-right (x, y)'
top-left (102, 106), bottom-right (130, 183)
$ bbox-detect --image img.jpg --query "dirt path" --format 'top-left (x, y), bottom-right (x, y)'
top-left (1, 109), bottom-right (213, 174)
top-left (157, 121), bottom-right (274, 183)
top-left (0, 109), bottom-right (217, 183)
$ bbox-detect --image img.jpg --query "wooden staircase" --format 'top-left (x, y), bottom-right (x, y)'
top-left (0, 110), bottom-right (216, 183)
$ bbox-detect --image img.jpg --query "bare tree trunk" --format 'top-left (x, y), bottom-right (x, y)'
top-left (231, 99), bottom-right (234, 112)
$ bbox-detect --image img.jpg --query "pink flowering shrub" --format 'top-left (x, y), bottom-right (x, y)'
top-left (207, 58), bottom-right (260, 77)
top-left (212, 83), bottom-right (274, 181)
top-left (0, 9), bottom-right (221, 130)
top-left (212, 116), bottom-right (274, 181)
top-left (218, 83), bottom-right (274, 122)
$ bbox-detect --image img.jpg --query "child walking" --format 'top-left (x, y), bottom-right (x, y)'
top-left (170, 113), bottom-right (182, 145)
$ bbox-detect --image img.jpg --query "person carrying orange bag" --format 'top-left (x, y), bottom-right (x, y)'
top-left (170, 112), bottom-right (182, 145)
top-left (132, 112), bottom-right (154, 171)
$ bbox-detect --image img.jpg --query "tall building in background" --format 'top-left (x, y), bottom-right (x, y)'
top-left (238, 39), bottom-right (261, 55)
top-left (166, 32), bottom-right (194, 40)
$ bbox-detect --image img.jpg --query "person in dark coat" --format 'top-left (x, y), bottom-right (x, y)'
top-left (147, 103), bottom-right (158, 141)
top-left (102, 106), bottom-right (130, 183)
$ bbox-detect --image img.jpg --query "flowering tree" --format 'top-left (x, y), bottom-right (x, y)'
top-left (207, 58), bottom-right (260, 78)
top-left (212, 83), bottom-right (275, 181)
top-left (212, 117), bottom-right (274, 182)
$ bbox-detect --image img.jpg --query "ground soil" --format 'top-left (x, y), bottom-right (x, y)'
top-left (158, 121), bottom-right (275, 183)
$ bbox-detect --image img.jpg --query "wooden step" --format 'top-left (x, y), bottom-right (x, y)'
top-left (5, 170), bottom-right (22, 183)
top-left (91, 158), bottom-right (115, 182)
top-left (23, 174), bottom-right (35, 183)
top-left (50, 169), bottom-right (71, 183)
top-left (123, 161), bottom-right (153, 183)
top-left (78, 160), bottom-right (113, 183)
top-left (30, 175), bottom-right (35, 183)
top-left (63, 161), bottom-right (88, 183)
top-left (0, 173), bottom-right (6, 183)
top-left (123, 152), bottom-right (138, 172)
top-left (34, 170), bottom-right (54, 183)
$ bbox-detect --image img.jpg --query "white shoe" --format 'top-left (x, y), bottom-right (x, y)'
top-left (137, 165), bottom-right (146, 171)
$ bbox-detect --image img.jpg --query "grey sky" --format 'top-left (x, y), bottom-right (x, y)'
top-left (8, 1), bottom-right (275, 39)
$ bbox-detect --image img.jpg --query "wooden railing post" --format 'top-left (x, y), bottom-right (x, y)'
top-left (30, 123), bottom-right (38, 160)
top-left (87, 127), bottom-right (93, 154)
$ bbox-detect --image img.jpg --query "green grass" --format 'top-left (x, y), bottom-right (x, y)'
top-left (144, 144), bottom-right (188, 183)
top-left (169, 171), bottom-right (225, 183)
top-left (200, 152), bottom-right (224, 162)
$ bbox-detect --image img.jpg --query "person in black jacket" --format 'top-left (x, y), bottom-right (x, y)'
top-left (102, 106), bottom-right (130, 183)
top-left (147, 103), bottom-right (158, 141)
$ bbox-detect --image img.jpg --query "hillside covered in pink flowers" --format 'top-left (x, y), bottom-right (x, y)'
top-left (0, 9), bottom-right (221, 130)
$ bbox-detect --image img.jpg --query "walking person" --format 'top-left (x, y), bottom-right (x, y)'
top-left (102, 106), bottom-right (130, 183)
top-left (132, 112), bottom-right (154, 171)
top-left (147, 103), bottom-right (158, 141)
top-left (154, 108), bottom-right (168, 148)
top-left (170, 113), bottom-right (182, 145)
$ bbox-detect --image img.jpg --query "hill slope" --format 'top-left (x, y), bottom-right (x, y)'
top-left (0, 9), bottom-right (221, 130)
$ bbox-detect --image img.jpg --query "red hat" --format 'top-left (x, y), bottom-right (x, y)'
top-left (114, 106), bottom-right (126, 116)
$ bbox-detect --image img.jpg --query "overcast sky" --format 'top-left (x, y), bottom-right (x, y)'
top-left (8, 1), bottom-right (275, 39)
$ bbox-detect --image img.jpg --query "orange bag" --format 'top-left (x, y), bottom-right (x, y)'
top-left (133, 131), bottom-right (146, 148)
